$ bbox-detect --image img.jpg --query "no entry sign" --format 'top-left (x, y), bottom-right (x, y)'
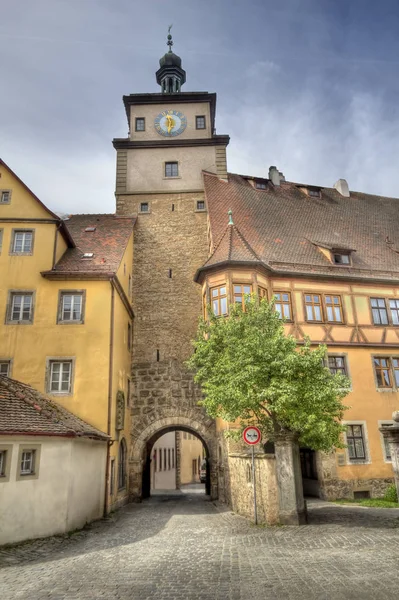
top-left (243, 426), bottom-right (261, 445)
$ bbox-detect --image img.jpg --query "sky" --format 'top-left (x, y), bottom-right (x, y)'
top-left (1, 0), bottom-right (399, 214)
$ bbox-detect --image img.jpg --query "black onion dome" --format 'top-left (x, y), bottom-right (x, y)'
top-left (159, 51), bottom-right (182, 68)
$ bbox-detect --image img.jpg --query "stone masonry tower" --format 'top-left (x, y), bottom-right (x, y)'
top-left (113, 31), bottom-right (229, 500)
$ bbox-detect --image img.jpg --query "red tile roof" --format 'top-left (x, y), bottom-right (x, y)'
top-left (202, 172), bottom-right (399, 282)
top-left (0, 376), bottom-right (108, 440)
top-left (42, 214), bottom-right (135, 276)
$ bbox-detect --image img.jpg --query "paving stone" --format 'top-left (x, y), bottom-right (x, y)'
top-left (1, 496), bottom-right (399, 599)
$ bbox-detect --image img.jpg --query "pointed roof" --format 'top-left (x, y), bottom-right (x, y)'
top-left (0, 375), bottom-right (108, 440)
top-left (194, 211), bottom-right (263, 281)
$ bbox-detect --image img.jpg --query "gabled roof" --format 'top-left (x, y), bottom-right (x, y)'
top-left (202, 171), bottom-right (399, 282)
top-left (0, 158), bottom-right (75, 248)
top-left (195, 218), bottom-right (262, 281)
top-left (0, 376), bottom-right (108, 440)
top-left (41, 214), bottom-right (135, 277)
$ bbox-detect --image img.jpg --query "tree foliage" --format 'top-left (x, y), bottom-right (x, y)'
top-left (187, 296), bottom-right (350, 452)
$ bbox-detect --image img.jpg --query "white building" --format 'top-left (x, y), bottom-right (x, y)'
top-left (0, 375), bottom-right (108, 545)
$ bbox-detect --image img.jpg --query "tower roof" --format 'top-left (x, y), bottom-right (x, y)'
top-left (156, 27), bottom-right (186, 92)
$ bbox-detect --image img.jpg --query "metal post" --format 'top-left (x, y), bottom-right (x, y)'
top-left (252, 445), bottom-right (258, 525)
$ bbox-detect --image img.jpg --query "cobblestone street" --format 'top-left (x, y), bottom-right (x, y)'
top-left (1, 495), bottom-right (399, 600)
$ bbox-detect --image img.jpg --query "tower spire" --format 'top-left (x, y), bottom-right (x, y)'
top-left (156, 27), bottom-right (186, 93)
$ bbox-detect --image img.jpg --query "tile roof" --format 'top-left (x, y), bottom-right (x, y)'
top-left (202, 172), bottom-right (399, 282)
top-left (43, 214), bottom-right (135, 276)
top-left (0, 376), bottom-right (108, 440)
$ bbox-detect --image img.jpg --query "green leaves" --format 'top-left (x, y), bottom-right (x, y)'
top-left (187, 296), bottom-right (350, 451)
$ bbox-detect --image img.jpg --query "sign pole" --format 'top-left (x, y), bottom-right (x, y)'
top-left (252, 444), bottom-right (258, 525)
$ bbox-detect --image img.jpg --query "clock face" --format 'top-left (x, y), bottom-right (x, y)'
top-left (154, 110), bottom-right (187, 137)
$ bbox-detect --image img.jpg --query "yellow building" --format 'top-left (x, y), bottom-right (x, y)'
top-left (0, 158), bottom-right (134, 512)
top-left (195, 169), bottom-right (399, 501)
top-left (180, 432), bottom-right (205, 485)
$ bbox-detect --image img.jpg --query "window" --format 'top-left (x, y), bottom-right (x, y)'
top-left (49, 360), bottom-right (73, 393)
top-left (327, 355), bottom-right (348, 376)
top-left (135, 117), bottom-right (145, 131)
top-left (258, 287), bottom-right (267, 300)
top-left (333, 253), bottom-right (350, 265)
top-left (59, 292), bottom-right (84, 323)
top-left (233, 284), bottom-right (252, 309)
top-left (196, 200), bottom-right (205, 211)
top-left (8, 292), bottom-right (33, 323)
top-left (127, 323), bottom-right (132, 351)
top-left (380, 423), bottom-right (393, 461)
top-left (165, 162), bottom-right (178, 177)
top-left (0, 450), bottom-right (6, 476)
top-left (274, 292), bottom-right (292, 320)
top-left (370, 298), bottom-right (388, 325)
top-left (110, 459), bottom-right (115, 495)
top-left (256, 181), bottom-right (267, 190)
top-left (11, 230), bottom-right (33, 254)
top-left (118, 439), bottom-right (127, 490)
top-left (140, 202), bottom-right (149, 213)
top-left (324, 295), bottom-right (343, 323)
top-left (373, 356), bottom-right (399, 389)
top-left (304, 294), bottom-right (323, 321)
top-left (346, 425), bottom-right (366, 461)
top-left (210, 286), bottom-right (227, 316)
top-left (308, 189), bottom-right (321, 198)
top-left (196, 116), bottom-right (206, 129)
top-left (20, 450), bottom-right (36, 475)
top-left (0, 361), bottom-right (10, 376)
top-left (389, 299), bottom-right (399, 325)
top-left (0, 190), bottom-right (11, 204)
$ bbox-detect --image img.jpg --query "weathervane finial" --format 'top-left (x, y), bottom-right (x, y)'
top-left (167, 24), bottom-right (173, 52)
top-left (228, 209), bottom-right (234, 225)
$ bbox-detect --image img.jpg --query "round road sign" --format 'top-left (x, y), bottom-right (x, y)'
top-left (242, 426), bottom-right (262, 445)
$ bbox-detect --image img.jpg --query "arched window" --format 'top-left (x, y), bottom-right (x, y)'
top-left (118, 439), bottom-right (127, 490)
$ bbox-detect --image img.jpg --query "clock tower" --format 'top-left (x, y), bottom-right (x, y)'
top-left (113, 32), bottom-right (228, 500)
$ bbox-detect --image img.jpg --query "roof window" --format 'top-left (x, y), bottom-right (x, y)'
top-left (308, 188), bottom-right (321, 198)
top-left (82, 252), bottom-right (94, 259)
top-left (333, 253), bottom-right (351, 265)
top-left (84, 227), bottom-right (96, 232)
top-left (256, 181), bottom-right (267, 190)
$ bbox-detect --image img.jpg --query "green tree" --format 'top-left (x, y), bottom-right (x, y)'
top-left (187, 296), bottom-right (350, 451)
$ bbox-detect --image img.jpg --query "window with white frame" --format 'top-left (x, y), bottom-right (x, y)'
top-left (49, 360), bottom-right (73, 393)
top-left (8, 293), bottom-right (33, 323)
top-left (20, 449), bottom-right (36, 475)
top-left (0, 190), bottom-right (11, 204)
top-left (11, 230), bottom-right (33, 254)
top-left (0, 361), bottom-right (11, 376)
top-left (59, 292), bottom-right (84, 322)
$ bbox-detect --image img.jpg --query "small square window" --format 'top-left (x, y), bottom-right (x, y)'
top-left (196, 116), bottom-right (206, 129)
top-left (333, 253), bottom-right (350, 265)
top-left (11, 230), bottom-right (33, 254)
top-left (256, 181), bottom-right (267, 190)
top-left (135, 117), bottom-right (145, 131)
top-left (196, 200), bottom-right (205, 211)
top-left (140, 202), bottom-right (149, 213)
top-left (0, 361), bottom-right (11, 376)
top-left (49, 360), bottom-right (73, 394)
top-left (326, 355), bottom-right (348, 376)
top-left (165, 162), bottom-right (178, 178)
top-left (308, 189), bottom-right (321, 198)
top-left (0, 190), bottom-right (11, 204)
top-left (16, 444), bottom-right (41, 481)
top-left (7, 292), bottom-right (34, 323)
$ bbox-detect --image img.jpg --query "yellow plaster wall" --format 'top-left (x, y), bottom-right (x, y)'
top-left (0, 164), bottom-right (55, 220)
top-left (180, 434), bottom-right (204, 484)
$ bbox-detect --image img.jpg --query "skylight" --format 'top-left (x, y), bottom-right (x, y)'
top-left (82, 252), bottom-right (94, 259)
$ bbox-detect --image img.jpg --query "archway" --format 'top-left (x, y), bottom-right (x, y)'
top-left (129, 416), bottom-right (217, 501)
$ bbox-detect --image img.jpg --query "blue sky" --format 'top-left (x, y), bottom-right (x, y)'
top-left (1, 0), bottom-right (399, 213)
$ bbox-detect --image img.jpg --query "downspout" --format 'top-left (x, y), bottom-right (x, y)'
top-left (104, 280), bottom-right (115, 516)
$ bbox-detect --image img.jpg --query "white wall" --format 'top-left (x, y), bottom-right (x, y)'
top-left (0, 435), bottom-right (107, 545)
top-left (151, 432), bottom-right (176, 490)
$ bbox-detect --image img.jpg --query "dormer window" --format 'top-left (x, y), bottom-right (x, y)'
top-left (333, 253), bottom-right (351, 265)
top-left (308, 189), bottom-right (321, 198)
top-left (256, 181), bottom-right (267, 190)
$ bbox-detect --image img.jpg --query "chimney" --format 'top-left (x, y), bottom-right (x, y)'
top-left (269, 165), bottom-right (283, 186)
top-left (334, 179), bottom-right (350, 197)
